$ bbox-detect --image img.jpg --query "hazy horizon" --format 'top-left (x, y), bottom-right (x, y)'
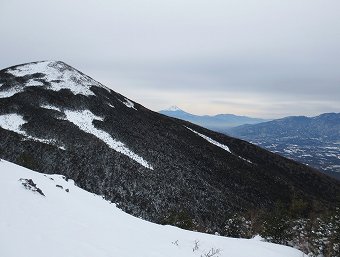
top-left (1, 0), bottom-right (339, 119)
top-left (158, 105), bottom-right (340, 119)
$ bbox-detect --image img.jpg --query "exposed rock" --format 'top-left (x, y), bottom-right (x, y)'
top-left (19, 178), bottom-right (45, 196)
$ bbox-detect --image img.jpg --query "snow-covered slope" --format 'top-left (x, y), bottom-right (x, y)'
top-left (0, 160), bottom-right (305, 257)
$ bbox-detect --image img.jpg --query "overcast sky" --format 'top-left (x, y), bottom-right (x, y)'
top-left (1, 0), bottom-right (339, 118)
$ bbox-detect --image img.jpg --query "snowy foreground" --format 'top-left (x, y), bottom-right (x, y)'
top-left (0, 160), bottom-right (305, 257)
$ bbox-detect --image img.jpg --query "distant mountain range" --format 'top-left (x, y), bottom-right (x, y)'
top-left (159, 106), bottom-right (267, 130)
top-left (227, 113), bottom-right (340, 180)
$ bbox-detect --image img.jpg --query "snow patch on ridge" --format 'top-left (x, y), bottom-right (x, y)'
top-left (64, 110), bottom-right (152, 169)
top-left (119, 98), bottom-right (137, 110)
top-left (0, 113), bottom-right (65, 150)
top-left (0, 113), bottom-right (26, 134)
top-left (238, 155), bottom-right (253, 164)
top-left (3, 61), bottom-right (108, 97)
top-left (186, 126), bottom-right (232, 153)
top-left (40, 104), bottom-right (62, 112)
top-left (185, 126), bottom-right (253, 164)
top-left (0, 85), bottom-right (22, 98)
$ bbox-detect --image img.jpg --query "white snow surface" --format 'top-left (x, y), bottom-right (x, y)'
top-left (120, 97), bottom-right (137, 110)
top-left (2, 61), bottom-right (108, 97)
top-left (238, 155), bottom-right (253, 164)
top-left (0, 113), bottom-right (26, 134)
top-left (0, 160), bottom-right (306, 257)
top-left (0, 113), bottom-right (65, 150)
top-left (64, 109), bottom-right (153, 169)
top-left (40, 104), bottom-right (62, 112)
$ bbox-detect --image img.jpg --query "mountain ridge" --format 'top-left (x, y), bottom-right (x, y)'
top-left (159, 106), bottom-right (267, 130)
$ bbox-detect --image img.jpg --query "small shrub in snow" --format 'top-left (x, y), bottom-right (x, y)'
top-left (201, 247), bottom-right (221, 257)
top-left (19, 178), bottom-right (45, 196)
top-left (171, 240), bottom-right (179, 246)
top-left (193, 240), bottom-right (199, 252)
top-left (224, 214), bottom-right (251, 238)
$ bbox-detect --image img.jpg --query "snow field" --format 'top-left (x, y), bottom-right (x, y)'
top-left (0, 160), bottom-right (306, 257)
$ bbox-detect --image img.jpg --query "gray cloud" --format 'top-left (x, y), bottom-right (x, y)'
top-left (1, 0), bottom-right (339, 118)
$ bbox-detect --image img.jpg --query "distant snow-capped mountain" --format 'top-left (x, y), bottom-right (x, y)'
top-left (0, 159), bottom-right (305, 257)
top-left (0, 60), bottom-right (339, 237)
top-left (159, 106), bottom-right (267, 131)
top-left (164, 105), bottom-right (183, 111)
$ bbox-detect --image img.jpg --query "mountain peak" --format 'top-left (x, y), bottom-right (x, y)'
top-left (0, 60), bottom-right (109, 98)
top-left (163, 105), bottom-right (183, 112)
top-left (3, 60), bottom-right (65, 72)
